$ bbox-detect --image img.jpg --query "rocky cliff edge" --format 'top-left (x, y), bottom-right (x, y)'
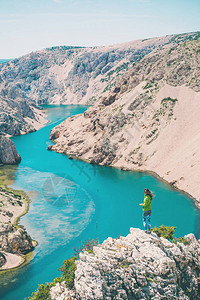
top-left (0, 135), bottom-right (21, 165)
top-left (50, 228), bottom-right (200, 300)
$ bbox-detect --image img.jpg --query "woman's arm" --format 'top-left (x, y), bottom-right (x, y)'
top-left (139, 196), bottom-right (146, 207)
top-left (139, 196), bottom-right (148, 208)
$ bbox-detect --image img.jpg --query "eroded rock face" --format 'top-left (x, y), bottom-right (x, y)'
top-left (0, 95), bottom-right (47, 137)
top-left (0, 39), bottom-right (168, 107)
top-left (0, 224), bottom-right (34, 255)
top-left (2, 32), bottom-right (198, 109)
top-left (0, 33), bottom-right (183, 161)
top-left (0, 252), bottom-right (6, 267)
top-left (50, 228), bottom-right (200, 300)
top-left (50, 282), bottom-right (75, 300)
top-left (0, 135), bottom-right (21, 165)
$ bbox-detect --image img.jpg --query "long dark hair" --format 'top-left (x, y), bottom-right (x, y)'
top-left (144, 188), bottom-right (153, 200)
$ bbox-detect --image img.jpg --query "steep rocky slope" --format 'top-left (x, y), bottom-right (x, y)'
top-left (0, 135), bottom-right (21, 164)
top-left (50, 228), bottom-right (200, 300)
top-left (49, 36), bottom-right (200, 205)
top-left (1, 33), bottom-right (194, 165)
top-left (0, 35), bottom-right (171, 143)
top-left (0, 37), bottom-right (171, 106)
top-left (0, 252), bottom-right (6, 268)
top-left (1, 33), bottom-right (198, 108)
top-left (0, 84), bottom-right (46, 164)
top-left (0, 95), bottom-right (47, 136)
top-left (0, 92), bottom-right (47, 164)
top-left (1, 33), bottom-right (198, 166)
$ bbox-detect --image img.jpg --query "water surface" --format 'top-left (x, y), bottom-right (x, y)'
top-left (0, 59), bottom-right (12, 64)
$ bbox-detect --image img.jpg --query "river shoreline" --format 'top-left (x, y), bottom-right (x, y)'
top-left (0, 180), bottom-right (37, 271)
top-left (1, 102), bottom-right (200, 270)
top-left (0, 104), bottom-right (199, 300)
top-left (57, 153), bottom-right (200, 212)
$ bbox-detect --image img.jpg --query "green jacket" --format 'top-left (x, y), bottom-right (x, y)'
top-left (141, 195), bottom-right (152, 211)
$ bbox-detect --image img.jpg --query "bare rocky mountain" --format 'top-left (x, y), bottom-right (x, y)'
top-left (0, 36), bottom-right (172, 107)
top-left (49, 34), bottom-right (200, 205)
top-left (1, 32), bottom-right (198, 165)
top-left (0, 32), bottom-right (188, 165)
top-left (50, 228), bottom-right (200, 300)
top-left (0, 33), bottom-right (198, 108)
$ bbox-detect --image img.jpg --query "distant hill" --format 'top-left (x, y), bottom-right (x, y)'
top-left (1, 32), bottom-right (199, 107)
top-left (0, 31), bottom-right (199, 137)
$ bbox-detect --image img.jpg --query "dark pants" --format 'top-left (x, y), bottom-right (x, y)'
top-left (143, 210), bottom-right (151, 231)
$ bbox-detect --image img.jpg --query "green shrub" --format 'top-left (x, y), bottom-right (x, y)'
top-left (52, 277), bottom-right (62, 284)
top-left (151, 225), bottom-right (176, 240)
top-left (29, 237), bottom-right (99, 299)
top-left (87, 249), bottom-right (94, 254)
top-left (28, 283), bottom-right (52, 300)
top-left (172, 236), bottom-right (189, 245)
top-left (58, 256), bottom-right (77, 289)
top-left (161, 97), bottom-right (177, 103)
top-left (29, 257), bottom-right (77, 300)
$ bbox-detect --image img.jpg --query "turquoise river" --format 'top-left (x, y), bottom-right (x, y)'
top-left (0, 105), bottom-right (199, 300)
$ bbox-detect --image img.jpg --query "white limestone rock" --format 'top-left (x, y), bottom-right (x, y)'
top-left (50, 228), bottom-right (200, 299)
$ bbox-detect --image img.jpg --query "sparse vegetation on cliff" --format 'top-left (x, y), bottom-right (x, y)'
top-left (30, 227), bottom-right (200, 300)
top-left (29, 238), bottom-right (99, 299)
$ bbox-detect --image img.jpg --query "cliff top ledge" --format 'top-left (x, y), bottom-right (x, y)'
top-left (50, 228), bottom-right (200, 300)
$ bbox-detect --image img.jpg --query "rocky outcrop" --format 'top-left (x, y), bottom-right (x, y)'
top-left (0, 252), bottom-right (6, 267)
top-left (49, 37), bottom-right (200, 205)
top-left (0, 94), bottom-right (47, 136)
top-left (50, 228), bottom-right (200, 300)
top-left (50, 282), bottom-right (75, 300)
top-left (0, 135), bottom-right (21, 164)
top-left (0, 186), bottom-right (35, 269)
top-left (0, 94), bottom-right (47, 165)
top-left (0, 224), bottom-right (34, 255)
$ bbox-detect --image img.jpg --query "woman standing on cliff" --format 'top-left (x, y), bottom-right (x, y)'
top-left (139, 188), bottom-right (153, 234)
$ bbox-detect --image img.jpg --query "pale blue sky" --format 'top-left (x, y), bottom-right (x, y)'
top-left (0, 0), bottom-right (199, 58)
